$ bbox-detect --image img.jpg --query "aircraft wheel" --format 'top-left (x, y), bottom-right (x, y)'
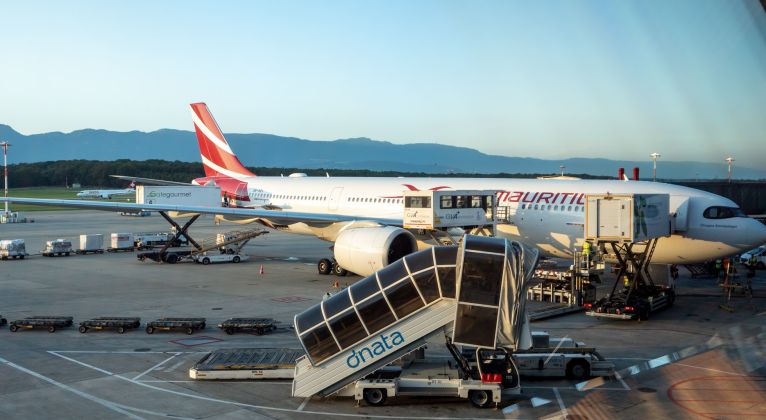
top-left (333, 263), bottom-right (348, 277)
top-left (318, 259), bottom-right (332, 275)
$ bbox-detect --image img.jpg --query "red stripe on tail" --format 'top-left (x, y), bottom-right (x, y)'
top-left (190, 102), bottom-right (255, 178)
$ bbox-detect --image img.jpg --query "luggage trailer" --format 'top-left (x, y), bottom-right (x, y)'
top-left (79, 317), bottom-right (141, 334)
top-left (146, 318), bottom-right (207, 335)
top-left (217, 318), bottom-right (277, 335)
top-left (9, 316), bottom-right (74, 333)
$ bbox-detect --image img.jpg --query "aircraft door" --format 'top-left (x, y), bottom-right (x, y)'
top-left (670, 196), bottom-right (689, 232)
top-left (328, 187), bottom-right (344, 211)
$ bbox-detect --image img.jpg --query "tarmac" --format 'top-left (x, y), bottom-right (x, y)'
top-left (1, 210), bottom-right (765, 419)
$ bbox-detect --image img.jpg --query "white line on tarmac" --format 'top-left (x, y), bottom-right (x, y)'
top-left (525, 385), bottom-right (629, 391)
top-left (133, 353), bottom-right (180, 381)
top-left (614, 371), bottom-right (630, 390)
top-left (298, 397), bottom-right (311, 411)
top-left (675, 363), bottom-right (745, 376)
top-left (139, 380), bottom-right (293, 384)
top-left (47, 351), bottom-right (490, 420)
top-left (552, 388), bottom-right (568, 418)
top-left (0, 355), bottom-right (144, 420)
top-left (164, 359), bottom-right (187, 373)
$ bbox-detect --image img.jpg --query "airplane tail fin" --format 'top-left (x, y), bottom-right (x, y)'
top-left (190, 102), bottom-right (255, 179)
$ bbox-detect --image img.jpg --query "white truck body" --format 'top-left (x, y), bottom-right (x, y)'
top-left (136, 185), bottom-right (221, 207)
top-left (193, 253), bottom-right (249, 265)
top-left (512, 332), bottom-right (613, 379)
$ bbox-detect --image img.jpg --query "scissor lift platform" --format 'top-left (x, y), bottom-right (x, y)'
top-left (190, 348), bottom-right (303, 380)
top-left (10, 316), bottom-right (74, 333)
top-left (79, 317), bottom-right (141, 334)
top-left (218, 318), bottom-right (277, 335)
top-left (146, 317), bottom-right (207, 335)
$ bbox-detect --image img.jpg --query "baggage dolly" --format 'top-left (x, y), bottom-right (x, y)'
top-left (79, 317), bottom-right (141, 334)
top-left (146, 317), bottom-right (207, 335)
top-left (0, 316), bottom-right (6, 326)
top-left (10, 316), bottom-right (74, 333)
top-left (218, 318), bottom-right (277, 335)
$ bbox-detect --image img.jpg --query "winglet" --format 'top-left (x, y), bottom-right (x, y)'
top-left (190, 102), bottom-right (255, 179)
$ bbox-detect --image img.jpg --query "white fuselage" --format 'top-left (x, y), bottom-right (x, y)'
top-left (221, 176), bottom-right (766, 264)
top-left (76, 188), bottom-right (135, 199)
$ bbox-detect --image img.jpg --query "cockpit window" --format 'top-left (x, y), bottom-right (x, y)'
top-left (703, 206), bottom-right (746, 219)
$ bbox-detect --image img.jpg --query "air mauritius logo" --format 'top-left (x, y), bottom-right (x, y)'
top-left (345, 331), bottom-right (405, 368)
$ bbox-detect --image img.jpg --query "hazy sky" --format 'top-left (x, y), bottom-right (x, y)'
top-left (1, 1), bottom-right (765, 168)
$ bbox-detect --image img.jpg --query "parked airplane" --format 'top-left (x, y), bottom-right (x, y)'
top-left (76, 181), bottom-right (135, 199)
top-left (4, 103), bottom-right (766, 277)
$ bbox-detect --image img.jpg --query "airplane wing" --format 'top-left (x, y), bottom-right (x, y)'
top-left (110, 175), bottom-right (191, 186)
top-left (0, 197), bottom-right (402, 227)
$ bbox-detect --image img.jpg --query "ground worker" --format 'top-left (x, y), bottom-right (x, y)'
top-left (715, 259), bottom-right (722, 278)
top-left (747, 254), bottom-right (758, 278)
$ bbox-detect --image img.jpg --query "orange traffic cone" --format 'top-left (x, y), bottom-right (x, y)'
top-left (333, 280), bottom-right (339, 289)
top-left (259, 264), bottom-right (264, 275)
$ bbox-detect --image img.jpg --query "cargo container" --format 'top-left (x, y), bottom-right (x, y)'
top-left (108, 233), bottom-right (135, 252)
top-left (0, 239), bottom-right (26, 259)
top-left (136, 185), bottom-right (221, 207)
top-left (42, 239), bottom-right (73, 256)
top-left (77, 234), bottom-right (104, 254)
top-left (585, 194), bottom-right (670, 242)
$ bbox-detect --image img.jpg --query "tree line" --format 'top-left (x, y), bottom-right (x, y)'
top-left (6, 159), bottom-right (608, 188)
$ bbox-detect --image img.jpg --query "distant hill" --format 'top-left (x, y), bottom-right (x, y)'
top-left (0, 124), bottom-right (763, 180)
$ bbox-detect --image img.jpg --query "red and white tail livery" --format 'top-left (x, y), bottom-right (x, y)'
top-left (190, 102), bottom-right (255, 179)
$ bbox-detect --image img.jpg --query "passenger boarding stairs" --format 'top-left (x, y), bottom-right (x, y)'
top-left (292, 235), bottom-right (538, 398)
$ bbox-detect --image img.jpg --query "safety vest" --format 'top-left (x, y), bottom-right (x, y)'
top-left (582, 242), bottom-right (591, 255)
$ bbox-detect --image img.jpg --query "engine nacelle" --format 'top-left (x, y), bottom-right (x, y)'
top-left (334, 226), bottom-right (418, 277)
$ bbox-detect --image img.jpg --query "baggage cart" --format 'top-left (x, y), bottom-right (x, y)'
top-left (9, 316), bottom-right (74, 333)
top-left (218, 318), bottom-right (277, 335)
top-left (190, 348), bottom-right (302, 380)
top-left (0, 239), bottom-right (26, 260)
top-left (146, 317), bottom-right (207, 335)
top-left (107, 233), bottom-right (135, 252)
top-left (79, 317), bottom-right (141, 333)
top-left (42, 239), bottom-right (73, 257)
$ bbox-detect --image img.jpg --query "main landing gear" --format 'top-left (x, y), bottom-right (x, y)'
top-left (318, 258), bottom-right (348, 276)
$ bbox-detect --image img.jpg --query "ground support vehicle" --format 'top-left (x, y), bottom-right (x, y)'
top-left (79, 317), bottom-right (141, 333)
top-left (586, 283), bottom-right (674, 321)
top-left (509, 332), bottom-right (613, 379)
top-left (189, 348), bottom-right (303, 380)
top-left (0, 239), bottom-right (26, 260)
top-left (193, 253), bottom-right (248, 265)
top-left (134, 232), bottom-right (187, 250)
top-left (146, 318), bottom-right (206, 335)
top-left (42, 239), bottom-right (73, 257)
top-left (218, 318), bottom-right (277, 335)
top-left (137, 248), bottom-right (192, 263)
top-left (10, 316), bottom-right (73, 333)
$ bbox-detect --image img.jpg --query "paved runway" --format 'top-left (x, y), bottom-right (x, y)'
top-left (1, 211), bottom-right (764, 419)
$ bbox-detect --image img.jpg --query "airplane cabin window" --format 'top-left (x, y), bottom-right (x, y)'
top-left (703, 206), bottom-right (746, 219)
top-left (568, 206), bottom-right (572, 211)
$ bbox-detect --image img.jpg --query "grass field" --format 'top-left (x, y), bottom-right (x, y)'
top-left (5, 187), bottom-right (134, 212)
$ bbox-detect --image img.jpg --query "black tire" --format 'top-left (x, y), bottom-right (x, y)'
top-left (10, 325), bottom-right (18, 332)
top-left (334, 263), bottom-right (348, 277)
top-left (566, 359), bottom-right (590, 380)
top-left (232, 256), bottom-right (240, 263)
top-left (202, 257), bottom-right (210, 265)
top-left (363, 388), bottom-right (387, 406)
top-left (318, 259), bottom-right (332, 275)
top-left (166, 254), bottom-right (178, 264)
top-left (65, 252), bottom-right (70, 256)
top-left (117, 326), bottom-right (125, 334)
top-left (255, 328), bottom-right (264, 335)
top-left (98, 250), bottom-right (104, 254)
top-left (201, 322), bottom-right (206, 329)
top-left (79, 326), bottom-right (88, 333)
top-left (185, 327), bottom-right (194, 335)
top-left (468, 389), bottom-right (492, 408)
top-left (225, 328), bottom-right (234, 335)
top-left (146, 326), bottom-right (154, 334)
top-left (48, 326), bottom-right (56, 333)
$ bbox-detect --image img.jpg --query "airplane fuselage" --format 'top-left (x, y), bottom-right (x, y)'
top-left (212, 176), bottom-right (764, 264)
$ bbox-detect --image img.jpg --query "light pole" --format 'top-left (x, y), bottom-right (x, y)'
top-left (650, 152), bottom-right (661, 181)
top-left (1, 141), bottom-right (10, 215)
top-left (725, 157), bottom-right (734, 183)
top-left (559, 165), bottom-right (565, 176)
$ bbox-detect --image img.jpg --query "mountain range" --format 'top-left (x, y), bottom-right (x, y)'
top-left (0, 124), bottom-right (762, 180)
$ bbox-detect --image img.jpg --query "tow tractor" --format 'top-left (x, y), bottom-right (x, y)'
top-left (508, 331), bottom-right (613, 379)
top-left (583, 194), bottom-right (675, 320)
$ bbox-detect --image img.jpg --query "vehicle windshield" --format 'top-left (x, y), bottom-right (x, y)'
top-left (702, 206), bottom-right (747, 220)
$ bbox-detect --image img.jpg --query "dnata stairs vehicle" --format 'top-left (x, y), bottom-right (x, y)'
top-left (290, 235), bottom-right (539, 408)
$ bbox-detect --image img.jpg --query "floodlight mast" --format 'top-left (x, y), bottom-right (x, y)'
top-left (725, 157), bottom-right (735, 183)
top-left (1, 141), bottom-right (9, 215)
top-left (650, 152), bottom-right (661, 182)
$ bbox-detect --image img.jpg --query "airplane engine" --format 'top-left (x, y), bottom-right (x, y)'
top-left (333, 226), bottom-right (417, 277)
